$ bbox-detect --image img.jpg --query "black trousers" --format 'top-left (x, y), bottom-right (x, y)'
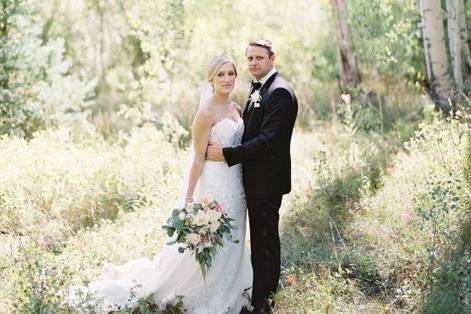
top-left (247, 196), bottom-right (283, 311)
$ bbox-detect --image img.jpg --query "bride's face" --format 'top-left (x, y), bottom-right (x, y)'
top-left (212, 63), bottom-right (236, 95)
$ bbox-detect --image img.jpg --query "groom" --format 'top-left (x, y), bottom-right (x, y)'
top-left (206, 39), bottom-right (298, 313)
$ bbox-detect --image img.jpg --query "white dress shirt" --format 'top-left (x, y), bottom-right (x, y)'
top-left (254, 67), bottom-right (277, 88)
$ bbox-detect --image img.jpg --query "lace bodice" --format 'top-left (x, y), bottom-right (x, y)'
top-left (195, 118), bottom-right (245, 221)
top-left (209, 118), bottom-right (244, 147)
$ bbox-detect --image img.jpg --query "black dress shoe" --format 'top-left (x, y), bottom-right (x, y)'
top-left (239, 307), bottom-right (253, 314)
top-left (252, 307), bottom-right (273, 314)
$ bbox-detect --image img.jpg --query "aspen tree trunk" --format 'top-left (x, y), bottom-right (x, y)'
top-left (1, 0), bottom-right (10, 90)
top-left (420, 0), bottom-right (452, 112)
top-left (447, 0), bottom-right (470, 93)
top-left (447, 0), bottom-right (463, 90)
top-left (457, 0), bottom-right (471, 85)
top-left (330, 0), bottom-right (361, 91)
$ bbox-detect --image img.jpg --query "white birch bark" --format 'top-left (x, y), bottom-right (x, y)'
top-left (447, 0), bottom-right (463, 90)
top-left (420, 0), bottom-right (452, 109)
top-left (457, 0), bottom-right (471, 84)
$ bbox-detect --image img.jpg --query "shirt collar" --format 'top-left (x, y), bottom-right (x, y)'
top-left (255, 68), bottom-right (277, 87)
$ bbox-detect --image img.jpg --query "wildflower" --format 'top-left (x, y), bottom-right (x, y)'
top-left (287, 274), bottom-right (297, 285)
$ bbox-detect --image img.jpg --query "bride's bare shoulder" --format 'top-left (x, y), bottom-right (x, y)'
top-left (193, 104), bottom-right (215, 127)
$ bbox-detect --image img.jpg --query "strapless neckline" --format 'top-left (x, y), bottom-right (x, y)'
top-left (211, 118), bottom-right (243, 130)
top-left (209, 117), bottom-right (244, 147)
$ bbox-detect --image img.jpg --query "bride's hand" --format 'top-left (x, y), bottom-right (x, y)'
top-left (185, 197), bottom-right (194, 204)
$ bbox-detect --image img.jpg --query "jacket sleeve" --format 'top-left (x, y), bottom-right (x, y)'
top-left (223, 88), bottom-right (295, 167)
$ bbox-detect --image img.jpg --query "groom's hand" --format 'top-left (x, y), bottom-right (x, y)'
top-left (206, 142), bottom-right (225, 161)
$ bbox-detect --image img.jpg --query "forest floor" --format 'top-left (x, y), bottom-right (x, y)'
top-left (1, 100), bottom-right (470, 313)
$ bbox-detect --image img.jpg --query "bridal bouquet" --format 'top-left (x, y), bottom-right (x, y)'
top-left (163, 196), bottom-right (239, 278)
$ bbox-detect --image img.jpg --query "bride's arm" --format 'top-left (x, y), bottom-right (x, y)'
top-left (184, 110), bottom-right (213, 203)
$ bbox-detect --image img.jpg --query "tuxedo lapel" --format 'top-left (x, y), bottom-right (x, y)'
top-left (244, 72), bottom-right (278, 119)
top-left (242, 87), bottom-right (254, 121)
top-left (259, 72), bottom-right (277, 102)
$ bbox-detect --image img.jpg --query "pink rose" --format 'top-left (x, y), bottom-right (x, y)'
top-left (201, 234), bottom-right (210, 243)
top-left (200, 195), bottom-right (214, 206)
top-left (214, 204), bottom-right (225, 213)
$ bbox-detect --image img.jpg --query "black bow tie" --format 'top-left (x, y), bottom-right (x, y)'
top-left (250, 81), bottom-right (262, 90)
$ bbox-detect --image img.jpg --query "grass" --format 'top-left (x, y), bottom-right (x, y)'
top-left (275, 108), bottom-right (471, 313)
top-left (0, 124), bottom-right (185, 313)
top-left (3, 92), bottom-right (471, 313)
top-left (276, 125), bottom-right (394, 313)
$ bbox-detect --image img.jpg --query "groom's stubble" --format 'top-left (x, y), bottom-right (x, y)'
top-left (246, 46), bottom-right (275, 81)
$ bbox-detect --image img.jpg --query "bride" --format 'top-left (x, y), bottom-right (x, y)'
top-left (67, 56), bottom-right (253, 313)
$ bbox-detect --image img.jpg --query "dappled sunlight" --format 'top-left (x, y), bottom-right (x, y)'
top-left (2, 0), bottom-right (471, 312)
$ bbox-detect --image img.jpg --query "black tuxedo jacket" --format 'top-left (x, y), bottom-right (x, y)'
top-left (223, 72), bottom-right (298, 199)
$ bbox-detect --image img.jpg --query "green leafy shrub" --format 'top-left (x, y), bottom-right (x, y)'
top-left (0, 124), bottom-right (183, 240)
top-left (12, 240), bottom-right (71, 313)
top-left (277, 103), bottom-right (470, 312)
top-left (0, 0), bottom-right (93, 138)
top-left (0, 121), bottom-right (188, 313)
top-left (353, 112), bottom-right (471, 311)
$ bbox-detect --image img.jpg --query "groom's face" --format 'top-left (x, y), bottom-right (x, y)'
top-left (246, 46), bottom-right (275, 80)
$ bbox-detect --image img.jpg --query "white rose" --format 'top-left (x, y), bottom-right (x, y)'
top-left (207, 210), bottom-right (222, 222)
top-left (192, 212), bottom-right (208, 226)
top-left (209, 220), bottom-right (220, 233)
top-left (186, 233), bottom-right (201, 246)
top-left (178, 212), bottom-right (186, 220)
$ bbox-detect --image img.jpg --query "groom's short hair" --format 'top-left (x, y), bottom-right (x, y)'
top-left (246, 39), bottom-right (275, 57)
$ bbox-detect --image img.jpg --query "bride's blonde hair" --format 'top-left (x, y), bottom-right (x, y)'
top-left (206, 55), bottom-right (237, 82)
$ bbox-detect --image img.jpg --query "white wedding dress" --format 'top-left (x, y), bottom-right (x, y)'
top-left (68, 118), bottom-right (252, 313)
